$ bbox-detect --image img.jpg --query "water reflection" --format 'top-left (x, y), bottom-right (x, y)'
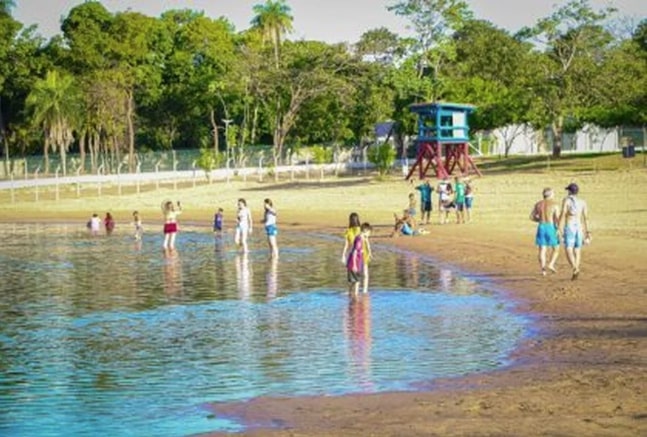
top-left (163, 249), bottom-right (182, 297)
top-left (266, 257), bottom-right (278, 301)
top-left (345, 294), bottom-right (373, 392)
top-left (235, 253), bottom-right (252, 300)
top-left (0, 225), bottom-right (531, 437)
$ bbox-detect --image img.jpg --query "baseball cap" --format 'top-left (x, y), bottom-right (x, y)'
top-left (565, 183), bottom-right (579, 194)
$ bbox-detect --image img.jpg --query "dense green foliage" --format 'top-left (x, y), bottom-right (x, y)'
top-left (0, 0), bottom-right (645, 174)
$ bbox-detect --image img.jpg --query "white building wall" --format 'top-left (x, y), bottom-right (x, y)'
top-left (488, 124), bottom-right (620, 156)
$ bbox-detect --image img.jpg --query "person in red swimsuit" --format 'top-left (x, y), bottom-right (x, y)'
top-left (162, 200), bottom-right (182, 251)
top-left (104, 212), bottom-right (115, 235)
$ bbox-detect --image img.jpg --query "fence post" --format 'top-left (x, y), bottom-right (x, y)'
top-left (97, 164), bottom-right (104, 196)
top-left (136, 162), bottom-right (141, 195)
top-left (117, 163), bottom-right (124, 196)
top-left (258, 157), bottom-right (264, 183)
top-left (155, 161), bottom-right (161, 190)
top-left (226, 158), bottom-right (234, 184)
top-left (172, 151), bottom-right (178, 191)
top-left (10, 173), bottom-right (15, 204)
top-left (76, 166), bottom-right (82, 197)
top-left (362, 148), bottom-right (367, 175)
top-left (305, 157), bottom-right (310, 180)
top-left (173, 160), bottom-right (178, 191)
top-left (55, 165), bottom-right (61, 201)
top-left (34, 167), bottom-right (40, 202)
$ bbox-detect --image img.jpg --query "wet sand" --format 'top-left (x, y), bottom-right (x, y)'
top-left (1, 168), bottom-right (646, 436)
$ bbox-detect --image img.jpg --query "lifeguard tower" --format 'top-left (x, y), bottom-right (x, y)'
top-left (405, 102), bottom-right (481, 180)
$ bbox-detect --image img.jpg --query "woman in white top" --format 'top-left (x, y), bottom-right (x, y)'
top-left (235, 198), bottom-right (253, 253)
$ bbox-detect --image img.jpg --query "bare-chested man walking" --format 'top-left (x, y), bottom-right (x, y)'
top-left (559, 183), bottom-right (591, 280)
top-left (530, 188), bottom-right (560, 275)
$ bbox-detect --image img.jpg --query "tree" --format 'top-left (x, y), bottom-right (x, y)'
top-left (26, 70), bottom-right (80, 176)
top-left (355, 27), bottom-right (401, 64)
top-left (250, 0), bottom-right (293, 67)
top-left (518, 0), bottom-right (616, 157)
top-left (251, 41), bottom-right (355, 170)
top-left (0, 2), bottom-right (20, 174)
top-left (446, 19), bottom-right (535, 156)
top-left (388, 0), bottom-right (473, 101)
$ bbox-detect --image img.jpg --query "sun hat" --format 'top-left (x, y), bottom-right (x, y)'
top-left (565, 183), bottom-right (579, 195)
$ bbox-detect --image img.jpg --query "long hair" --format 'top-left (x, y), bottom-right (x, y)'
top-left (348, 212), bottom-right (360, 228)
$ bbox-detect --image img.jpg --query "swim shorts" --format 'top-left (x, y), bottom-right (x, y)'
top-left (265, 224), bottom-right (278, 236)
top-left (535, 222), bottom-right (559, 247)
top-left (563, 223), bottom-right (583, 248)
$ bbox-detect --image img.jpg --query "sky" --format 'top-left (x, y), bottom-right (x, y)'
top-left (12, 0), bottom-right (647, 44)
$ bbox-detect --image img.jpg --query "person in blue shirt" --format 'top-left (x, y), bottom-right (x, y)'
top-left (213, 208), bottom-right (224, 235)
top-left (415, 178), bottom-right (434, 225)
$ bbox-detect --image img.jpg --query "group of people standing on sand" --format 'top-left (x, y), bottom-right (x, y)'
top-left (392, 175), bottom-right (475, 237)
top-left (530, 183), bottom-right (591, 280)
top-left (160, 197), bottom-right (279, 258)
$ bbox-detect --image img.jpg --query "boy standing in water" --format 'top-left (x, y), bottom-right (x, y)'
top-left (213, 208), bottom-right (224, 235)
top-left (132, 211), bottom-right (143, 241)
top-left (346, 223), bottom-right (372, 295)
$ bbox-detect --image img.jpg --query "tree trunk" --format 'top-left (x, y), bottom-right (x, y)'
top-left (60, 140), bottom-right (67, 176)
top-left (0, 96), bottom-right (9, 177)
top-left (551, 117), bottom-right (563, 158)
top-left (126, 91), bottom-right (135, 173)
top-left (89, 133), bottom-right (96, 173)
top-left (210, 108), bottom-right (219, 154)
top-left (79, 130), bottom-right (86, 174)
top-left (251, 105), bottom-right (259, 146)
top-left (44, 135), bottom-right (50, 175)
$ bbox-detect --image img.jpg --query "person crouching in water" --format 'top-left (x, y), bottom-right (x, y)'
top-left (162, 200), bottom-right (182, 251)
top-left (346, 223), bottom-right (372, 296)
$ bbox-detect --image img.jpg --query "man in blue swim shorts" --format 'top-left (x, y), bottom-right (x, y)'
top-left (559, 183), bottom-right (591, 280)
top-left (530, 188), bottom-right (560, 276)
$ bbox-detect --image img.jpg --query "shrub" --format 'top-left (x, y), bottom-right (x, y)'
top-left (367, 143), bottom-right (396, 176)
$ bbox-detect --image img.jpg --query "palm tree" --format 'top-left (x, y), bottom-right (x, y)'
top-left (250, 0), bottom-right (294, 67)
top-left (26, 70), bottom-right (80, 176)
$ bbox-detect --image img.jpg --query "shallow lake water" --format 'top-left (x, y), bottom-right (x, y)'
top-left (0, 223), bottom-right (531, 436)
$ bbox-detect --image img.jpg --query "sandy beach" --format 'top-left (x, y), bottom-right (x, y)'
top-left (1, 158), bottom-right (646, 436)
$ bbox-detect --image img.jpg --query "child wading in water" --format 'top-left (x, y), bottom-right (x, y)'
top-left (104, 212), bottom-right (115, 235)
top-left (235, 198), bottom-right (253, 253)
top-left (88, 213), bottom-right (101, 236)
top-left (263, 198), bottom-right (278, 259)
top-left (162, 200), bottom-right (182, 251)
top-left (213, 208), bottom-right (224, 235)
top-left (132, 211), bottom-right (143, 241)
top-left (346, 222), bottom-right (372, 295)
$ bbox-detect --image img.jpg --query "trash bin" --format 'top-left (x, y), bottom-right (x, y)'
top-left (622, 146), bottom-right (635, 158)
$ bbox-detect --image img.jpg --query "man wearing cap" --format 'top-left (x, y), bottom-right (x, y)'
top-left (559, 183), bottom-right (591, 280)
